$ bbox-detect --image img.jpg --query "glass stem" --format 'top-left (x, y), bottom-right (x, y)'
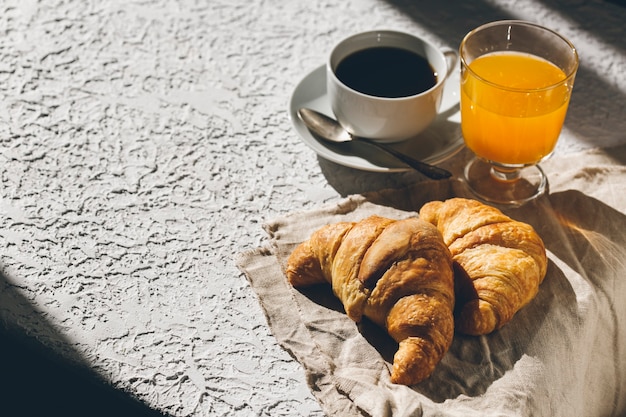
top-left (490, 165), bottom-right (522, 182)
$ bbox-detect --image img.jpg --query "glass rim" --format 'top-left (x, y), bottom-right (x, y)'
top-left (459, 20), bottom-right (580, 93)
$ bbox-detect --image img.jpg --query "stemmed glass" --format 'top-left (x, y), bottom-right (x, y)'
top-left (459, 20), bottom-right (579, 205)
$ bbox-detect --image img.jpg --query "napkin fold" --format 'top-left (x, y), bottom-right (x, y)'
top-left (237, 145), bottom-right (626, 417)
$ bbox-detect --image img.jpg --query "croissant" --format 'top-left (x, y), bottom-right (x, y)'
top-left (419, 198), bottom-right (548, 336)
top-left (285, 215), bottom-right (455, 386)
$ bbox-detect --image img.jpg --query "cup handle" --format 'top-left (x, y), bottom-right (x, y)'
top-left (441, 47), bottom-right (458, 80)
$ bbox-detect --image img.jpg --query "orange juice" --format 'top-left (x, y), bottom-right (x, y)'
top-left (461, 52), bottom-right (571, 165)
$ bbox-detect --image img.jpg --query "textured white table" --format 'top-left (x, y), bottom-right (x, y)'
top-left (0, 0), bottom-right (624, 416)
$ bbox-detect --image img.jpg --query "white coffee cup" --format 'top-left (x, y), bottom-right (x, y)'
top-left (327, 30), bottom-right (457, 143)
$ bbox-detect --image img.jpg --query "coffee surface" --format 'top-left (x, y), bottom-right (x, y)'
top-left (335, 46), bottom-right (437, 98)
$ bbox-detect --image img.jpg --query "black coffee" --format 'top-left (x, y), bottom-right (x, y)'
top-left (335, 46), bottom-right (437, 98)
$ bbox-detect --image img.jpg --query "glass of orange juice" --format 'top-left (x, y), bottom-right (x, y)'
top-left (459, 20), bottom-right (579, 205)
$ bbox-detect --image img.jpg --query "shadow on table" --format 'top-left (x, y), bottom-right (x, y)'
top-left (0, 272), bottom-right (170, 417)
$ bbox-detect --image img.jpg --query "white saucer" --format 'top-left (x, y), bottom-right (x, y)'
top-left (288, 65), bottom-right (464, 173)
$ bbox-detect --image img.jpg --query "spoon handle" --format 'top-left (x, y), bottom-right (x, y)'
top-left (362, 138), bottom-right (452, 179)
top-left (298, 107), bottom-right (452, 179)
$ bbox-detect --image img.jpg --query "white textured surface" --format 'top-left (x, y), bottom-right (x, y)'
top-left (0, 0), bottom-right (624, 416)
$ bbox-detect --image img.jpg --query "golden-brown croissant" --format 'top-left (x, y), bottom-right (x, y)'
top-left (419, 198), bottom-right (548, 336)
top-left (285, 215), bottom-right (455, 386)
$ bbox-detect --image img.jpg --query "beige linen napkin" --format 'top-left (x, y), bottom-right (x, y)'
top-left (237, 145), bottom-right (626, 417)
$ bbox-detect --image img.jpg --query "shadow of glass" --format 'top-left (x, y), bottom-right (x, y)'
top-left (512, 190), bottom-right (626, 411)
top-left (0, 272), bottom-right (171, 417)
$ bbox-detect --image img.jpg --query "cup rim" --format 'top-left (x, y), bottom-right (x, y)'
top-left (327, 29), bottom-right (449, 101)
top-left (459, 20), bottom-right (579, 93)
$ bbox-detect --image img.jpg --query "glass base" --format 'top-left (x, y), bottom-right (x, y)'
top-left (463, 157), bottom-right (548, 206)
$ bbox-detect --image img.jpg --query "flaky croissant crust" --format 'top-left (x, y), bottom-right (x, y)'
top-left (419, 198), bottom-right (548, 335)
top-left (285, 215), bottom-right (455, 386)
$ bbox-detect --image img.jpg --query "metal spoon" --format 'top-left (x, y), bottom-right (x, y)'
top-left (297, 108), bottom-right (452, 180)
